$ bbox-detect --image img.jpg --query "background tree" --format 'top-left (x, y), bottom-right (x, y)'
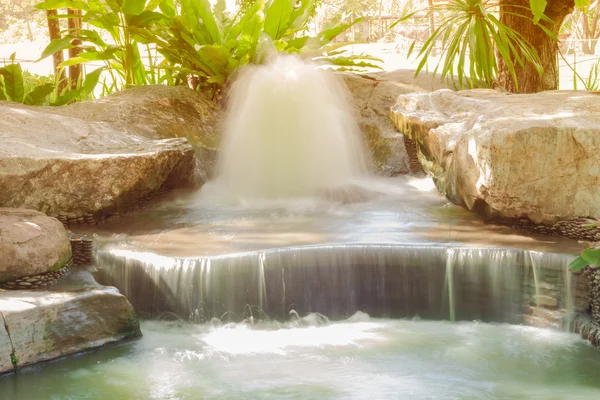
top-left (497, 0), bottom-right (576, 93)
top-left (0, 0), bottom-right (44, 42)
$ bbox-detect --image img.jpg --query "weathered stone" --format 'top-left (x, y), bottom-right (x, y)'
top-left (392, 89), bottom-right (600, 224)
top-left (50, 85), bottom-right (221, 183)
top-left (0, 316), bottom-right (13, 373)
top-left (0, 271), bottom-right (141, 374)
top-left (343, 70), bottom-right (449, 176)
top-left (0, 209), bottom-right (71, 283)
top-left (0, 99), bottom-right (197, 216)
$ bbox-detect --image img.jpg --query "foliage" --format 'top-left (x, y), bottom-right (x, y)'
top-left (584, 59), bottom-right (600, 90)
top-left (569, 220), bottom-right (600, 272)
top-left (394, 0), bottom-right (550, 90)
top-left (0, 52), bottom-right (102, 106)
top-left (0, 0), bottom-right (47, 43)
top-left (133, 0), bottom-right (380, 98)
top-left (0, 53), bottom-right (54, 105)
top-left (570, 248), bottom-right (600, 271)
top-left (35, 0), bottom-right (168, 89)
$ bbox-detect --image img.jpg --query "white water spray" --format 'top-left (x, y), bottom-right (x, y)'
top-left (204, 55), bottom-right (369, 200)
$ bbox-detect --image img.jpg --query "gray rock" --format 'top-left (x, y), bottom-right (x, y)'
top-left (392, 89), bottom-right (600, 224)
top-left (342, 70), bottom-right (449, 175)
top-left (0, 271), bottom-right (141, 374)
top-left (48, 85), bottom-right (222, 183)
top-left (0, 208), bottom-right (71, 283)
top-left (0, 91), bottom-right (199, 216)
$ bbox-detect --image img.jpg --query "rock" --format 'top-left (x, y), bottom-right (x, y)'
top-left (0, 208), bottom-right (71, 283)
top-left (342, 70), bottom-right (449, 176)
top-left (0, 271), bottom-right (141, 374)
top-left (0, 97), bottom-right (198, 216)
top-left (392, 89), bottom-right (600, 224)
top-left (49, 85), bottom-right (222, 183)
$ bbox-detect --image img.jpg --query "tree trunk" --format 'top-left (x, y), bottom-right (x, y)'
top-left (68, 9), bottom-right (82, 88)
top-left (46, 9), bottom-right (67, 93)
top-left (497, 0), bottom-right (574, 93)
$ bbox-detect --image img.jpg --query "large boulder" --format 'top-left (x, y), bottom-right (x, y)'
top-left (0, 271), bottom-right (141, 374)
top-left (342, 70), bottom-right (448, 175)
top-left (49, 85), bottom-right (222, 182)
top-left (0, 97), bottom-right (197, 218)
top-left (391, 89), bottom-right (600, 224)
top-left (0, 208), bottom-right (71, 283)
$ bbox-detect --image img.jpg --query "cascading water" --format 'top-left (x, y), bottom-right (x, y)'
top-left (201, 55), bottom-right (369, 201)
top-left (96, 244), bottom-right (583, 326)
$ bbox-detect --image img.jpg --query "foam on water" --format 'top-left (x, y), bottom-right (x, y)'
top-left (2, 315), bottom-right (600, 399)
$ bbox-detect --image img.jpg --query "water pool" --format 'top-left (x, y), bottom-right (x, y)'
top-left (2, 315), bottom-right (600, 400)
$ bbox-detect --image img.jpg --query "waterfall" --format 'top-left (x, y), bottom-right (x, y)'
top-left (96, 244), bottom-right (580, 325)
top-left (200, 55), bottom-right (369, 201)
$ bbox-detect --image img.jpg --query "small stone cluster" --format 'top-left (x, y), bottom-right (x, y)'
top-left (50, 185), bottom-right (172, 228)
top-left (573, 314), bottom-right (600, 347)
top-left (403, 136), bottom-right (424, 175)
top-left (51, 212), bottom-right (99, 226)
top-left (582, 267), bottom-right (600, 323)
top-left (513, 218), bottom-right (600, 242)
top-left (71, 235), bottom-right (94, 266)
top-left (0, 260), bottom-right (72, 290)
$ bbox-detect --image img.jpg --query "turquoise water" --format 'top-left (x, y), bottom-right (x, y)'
top-left (1, 315), bottom-right (600, 400)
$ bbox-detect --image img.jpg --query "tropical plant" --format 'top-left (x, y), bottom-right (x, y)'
top-left (35, 0), bottom-right (168, 89)
top-left (570, 220), bottom-right (600, 272)
top-left (0, 53), bottom-right (55, 105)
top-left (394, 0), bottom-right (550, 90)
top-left (570, 247), bottom-right (600, 271)
top-left (134, 0), bottom-right (381, 98)
top-left (0, 53), bottom-right (103, 106)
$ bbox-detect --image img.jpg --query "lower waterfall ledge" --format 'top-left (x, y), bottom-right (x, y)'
top-left (0, 270), bottom-right (141, 375)
top-left (572, 313), bottom-right (600, 348)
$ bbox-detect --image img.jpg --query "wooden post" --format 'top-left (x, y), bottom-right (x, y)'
top-left (67, 9), bottom-right (82, 88)
top-left (46, 9), bottom-right (67, 92)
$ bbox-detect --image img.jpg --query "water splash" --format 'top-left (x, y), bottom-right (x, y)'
top-left (202, 55), bottom-right (369, 201)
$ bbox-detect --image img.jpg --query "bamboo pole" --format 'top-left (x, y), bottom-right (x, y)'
top-left (46, 9), bottom-right (67, 92)
top-left (67, 9), bottom-right (82, 88)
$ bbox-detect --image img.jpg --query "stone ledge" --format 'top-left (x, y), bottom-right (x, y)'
top-left (572, 313), bottom-right (600, 348)
top-left (0, 271), bottom-right (141, 375)
top-left (391, 89), bottom-right (600, 225)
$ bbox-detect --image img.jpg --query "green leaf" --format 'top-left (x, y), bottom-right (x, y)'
top-left (575, 0), bottom-right (590, 9)
top-left (226, 0), bottom-right (262, 40)
top-left (0, 78), bottom-right (7, 101)
top-left (123, 0), bottom-right (147, 15)
top-left (581, 248), bottom-right (600, 265)
top-left (58, 57), bottom-right (92, 67)
top-left (569, 256), bottom-right (590, 272)
top-left (126, 10), bottom-right (165, 27)
top-left (82, 67), bottom-right (105, 95)
top-left (35, 0), bottom-right (89, 10)
top-left (529, 0), bottom-right (547, 23)
top-left (197, 0), bottom-right (222, 43)
top-left (317, 17), bottom-right (363, 45)
top-left (158, 0), bottom-right (176, 17)
top-left (38, 36), bottom-right (75, 61)
top-left (289, 0), bottom-right (315, 30)
top-left (0, 64), bottom-right (25, 103)
top-left (264, 0), bottom-right (294, 40)
top-left (23, 83), bottom-right (55, 105)
top-left (51, 89), bottom-right (84, 106)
